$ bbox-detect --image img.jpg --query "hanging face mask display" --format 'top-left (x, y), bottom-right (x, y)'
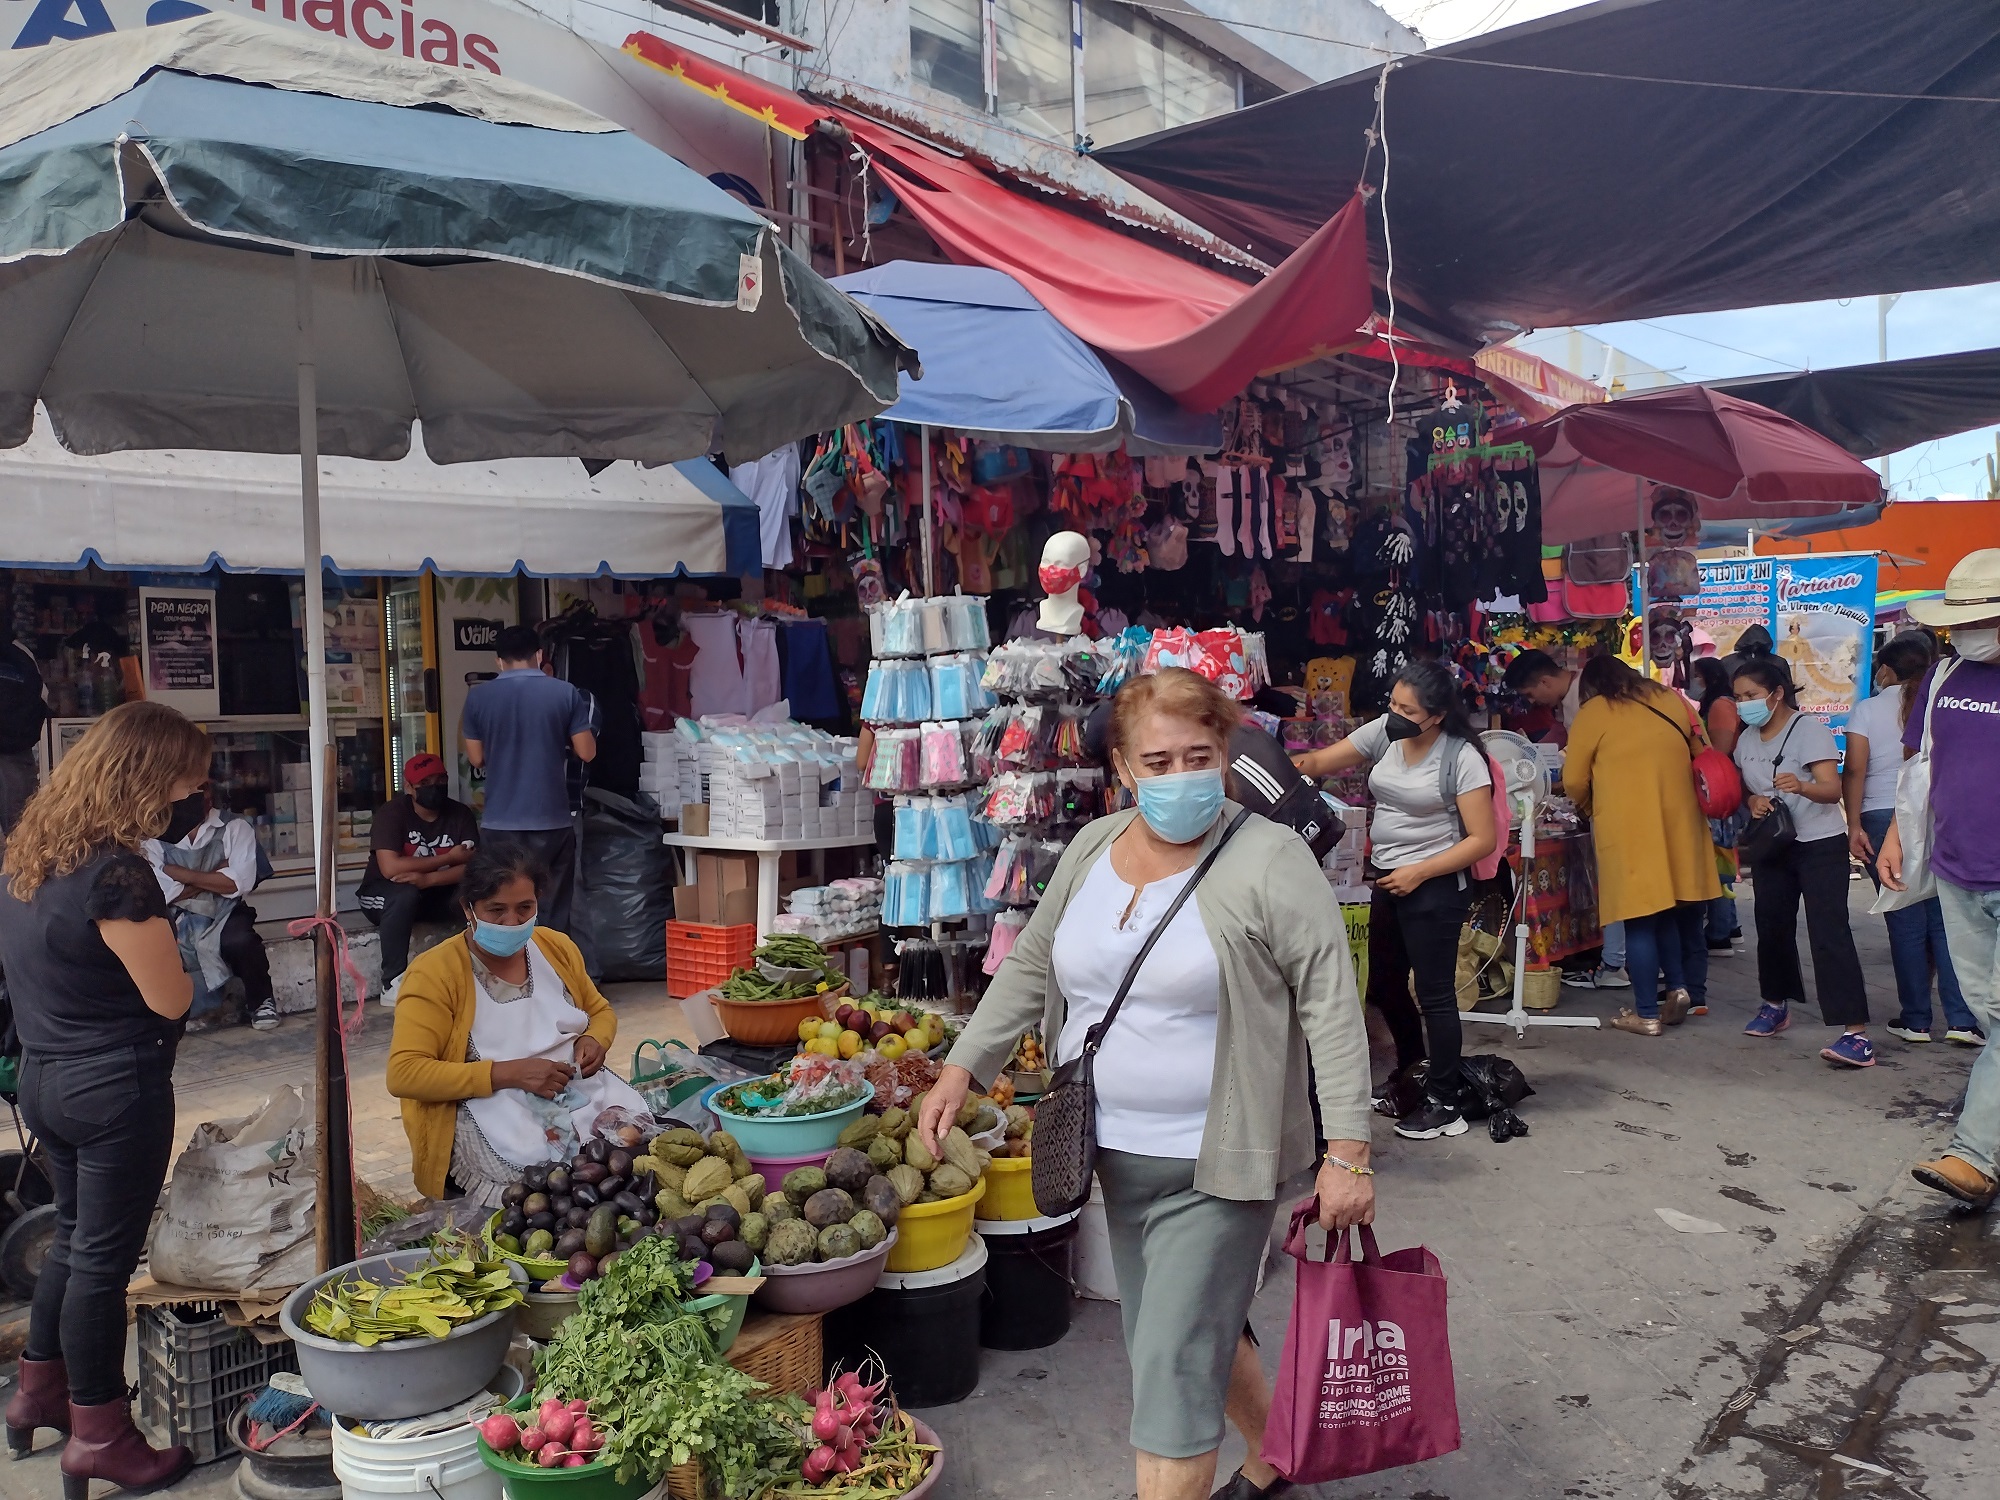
top-left (1038, 562), bottom-right (1085, 597)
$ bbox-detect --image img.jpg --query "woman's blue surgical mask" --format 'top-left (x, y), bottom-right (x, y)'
top-left (472, 917), bottom-right (537, 958)
top-left (1133, 767), bottom-right (1225, 845)
top-left (1738, 696), bottom-right (1774, 729)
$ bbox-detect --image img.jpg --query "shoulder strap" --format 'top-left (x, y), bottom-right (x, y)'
top-left (1437, 734), bottom-right (1474, 839)
top-left (1770, 712), bottom-right (1802, 768)
top-left (1636, 697), bottom-right (1697, 759)
top-left (1078, 809), bottom-right (1251, 1062)
top-left (1921, 660), bottom-right (1960, 753)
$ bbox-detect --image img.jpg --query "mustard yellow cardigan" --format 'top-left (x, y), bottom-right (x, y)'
top-left (385, 928), bottom-right (618, 1200)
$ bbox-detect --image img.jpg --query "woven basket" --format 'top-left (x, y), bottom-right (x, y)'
top-left (666, 1312), bottom-right (825, 1499)
top-left (1522, 965), bottom-right (1563, 1011)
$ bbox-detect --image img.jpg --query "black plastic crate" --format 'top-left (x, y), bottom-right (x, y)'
top-left (136, 1302), bottom-right (297, 1466)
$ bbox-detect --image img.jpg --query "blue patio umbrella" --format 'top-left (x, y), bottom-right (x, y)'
top-left (833, 260), bottom-right (1218, 588)
top-left (0, 15), bottom-right (914, 1264)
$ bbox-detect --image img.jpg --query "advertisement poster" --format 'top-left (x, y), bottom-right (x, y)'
top-left (139, 587), bottom-right (220, 719)
top-left (1691, 553), bottom-right (1878, 742)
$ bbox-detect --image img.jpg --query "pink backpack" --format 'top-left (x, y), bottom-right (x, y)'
top-left (1441, 738), bottom-right (1511, 881)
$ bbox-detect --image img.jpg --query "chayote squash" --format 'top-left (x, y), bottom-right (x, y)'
top-left (886, 1164), bottom-right (924, 1205)
top-left (682, 1157), bottom-right (734, 1205)
top-left (928, 1164), bottom-right (975, 1200)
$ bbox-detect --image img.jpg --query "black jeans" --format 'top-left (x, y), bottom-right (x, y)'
top-left (1750, 833), bottom-right (1871, 1026)
top-left (487, 826), bottom-right (577, 935)
top-left (1369, 872), bottom-right (1473, 1098)
top-left (20, 1039), bottom-right (178, 1405)
top-left (359, 879), bottom-right (464, 983)
top-left (219, 903), bottom-right (272, 1006)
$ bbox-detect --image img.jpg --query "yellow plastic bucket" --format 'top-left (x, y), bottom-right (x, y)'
top-left (884, 1178), bottom-right (986, 1273)
top-left (975, 1156), bottom-right (1036, 1221)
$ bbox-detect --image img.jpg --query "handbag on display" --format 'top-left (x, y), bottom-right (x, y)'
top-left (1736, 716), bottom-right (1802, 866)
top-left (1872, 660), bottom-right (1960, 913)
top-left (1030, 810), bottom-right (1250, 1217)
top-left (1261, 1209), bottom-right (1462, 1483)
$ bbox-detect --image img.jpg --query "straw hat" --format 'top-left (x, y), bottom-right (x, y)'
top-left (1908, 548), bottom-right (2000, 628)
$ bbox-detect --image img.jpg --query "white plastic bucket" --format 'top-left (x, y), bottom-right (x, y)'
top-left (1075, 1181), bottom-right (1120, 1302)
top-left (332, 1416), bottom-right (496, 1500)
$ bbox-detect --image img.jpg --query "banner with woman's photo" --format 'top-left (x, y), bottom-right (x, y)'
top-left (1689, 552), bottom-right (1879, 742)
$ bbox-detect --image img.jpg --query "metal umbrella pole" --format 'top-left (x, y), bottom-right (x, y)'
top-left (1636, 475), bottom-right (1650, 673)
top-left (919, 426), bottom-right (935, 597)
top-left (296, 249), bottom-right (354, 1271)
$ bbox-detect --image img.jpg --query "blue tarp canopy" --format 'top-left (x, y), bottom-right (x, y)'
top-left (833, 262), bottom-right (1220, 454)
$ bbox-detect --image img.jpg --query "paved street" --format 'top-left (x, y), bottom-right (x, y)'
top-left (2, 882), bottom-right (1994, 1500)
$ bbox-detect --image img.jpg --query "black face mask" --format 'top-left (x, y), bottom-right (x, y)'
top-left (413, 783), bottom-right (449, 811)
top-left (162, 791), bottom-right (206, 843)
top-left (1382, 711), bottom-right (1427, 743)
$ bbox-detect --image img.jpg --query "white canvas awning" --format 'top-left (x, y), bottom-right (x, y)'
top-left (0, 410), bottom-right (759, 578)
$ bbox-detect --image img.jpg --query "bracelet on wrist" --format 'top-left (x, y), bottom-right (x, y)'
top-left (1324, 1153), bottom-right (1374, 1177)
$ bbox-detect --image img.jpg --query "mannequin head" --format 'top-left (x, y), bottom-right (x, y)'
top-left (1037, 531), bottom-right (1090, 635)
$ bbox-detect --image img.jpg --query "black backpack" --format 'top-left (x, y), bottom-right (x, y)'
top-left (1227, 724), bottom-right (1341, 861)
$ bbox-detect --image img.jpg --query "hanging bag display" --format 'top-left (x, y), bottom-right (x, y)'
top-left (1261, 1207), bottom-right (1461, 1483)
top-left (1736, 715), bottom-right (1802, 866)
top-left (1872, 660), bottom-right (1959, 914)
top-left (1030, 810), bottom-right (1250, 1216)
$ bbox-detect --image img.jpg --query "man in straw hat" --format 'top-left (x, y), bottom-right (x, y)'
top-left (1881, 548), bottom-right (2000, 1209)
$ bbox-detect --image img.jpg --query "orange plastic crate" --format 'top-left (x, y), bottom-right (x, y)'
top-left (666, 921), bottom-right (756, 998)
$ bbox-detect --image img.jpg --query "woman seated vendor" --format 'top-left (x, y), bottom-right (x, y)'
top-left (386, 842), bottom-right (646, 1205)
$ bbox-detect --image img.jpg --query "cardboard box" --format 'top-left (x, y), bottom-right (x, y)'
top-left (695, 852), bottom-right (757, 924)
top-left (680, 803), bottom-right (710, 835)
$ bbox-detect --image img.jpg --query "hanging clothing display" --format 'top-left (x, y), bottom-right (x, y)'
top-left (740, 617), bottom-right (784, 715)
top-left (731, 445), bottom-right (803, 569)
top-left (780, 618), bottom-right (840, 721)
top-left (682, 611), bottom-right (750, 718)
top-left (635, 615), bottom-right (697, 729)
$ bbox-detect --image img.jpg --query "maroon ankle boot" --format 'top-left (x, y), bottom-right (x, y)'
top-left (5, 1357), bottom-right (71, 1458)
top-left (59, 1399), bottom-right (191, 1500)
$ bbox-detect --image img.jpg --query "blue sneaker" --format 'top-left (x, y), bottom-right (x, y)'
top-left (1821, 1032), bottom-right (1876, 1068)
top-left (1744, 1003), bottom-right (1790, 1037)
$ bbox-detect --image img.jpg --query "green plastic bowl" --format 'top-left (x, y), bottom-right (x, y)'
top-left (484, 1212), bottom-right (569, 1284)
top-left (683, 1256), bottom-right (759, 1353)
top-left (476, 1397), bottom-right (652, 1500)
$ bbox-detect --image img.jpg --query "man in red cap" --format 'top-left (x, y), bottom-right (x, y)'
top-left (357, 752), bottom-right (478, 1006)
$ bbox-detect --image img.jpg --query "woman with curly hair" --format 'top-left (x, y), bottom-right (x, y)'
top-left (0, 701), bottom-right (211, 1495)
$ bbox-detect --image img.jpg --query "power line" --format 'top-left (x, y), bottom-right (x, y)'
top-left (1584, 319), bottom-right (1798, 373)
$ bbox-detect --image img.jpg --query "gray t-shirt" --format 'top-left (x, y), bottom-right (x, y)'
top-left (1350, 717), bottom-right (1492, 870)
top-left (1732, 709), bottom-right (1847, 843)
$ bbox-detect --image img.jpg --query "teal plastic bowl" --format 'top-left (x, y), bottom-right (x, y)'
top-left (700, 1080), bottom-right (874, 1157)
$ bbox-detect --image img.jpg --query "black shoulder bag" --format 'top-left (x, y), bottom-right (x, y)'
top-left (1736, 716), bottom-right (1802, 867)
top-left (1031, 809), bottom-right (1251, 1217)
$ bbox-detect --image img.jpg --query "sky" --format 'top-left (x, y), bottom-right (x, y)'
top-left (1376, 0), bottom-right (2000, 499)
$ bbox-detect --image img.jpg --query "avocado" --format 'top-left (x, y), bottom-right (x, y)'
top-left (584, 1203), bottom-right (619, 1259)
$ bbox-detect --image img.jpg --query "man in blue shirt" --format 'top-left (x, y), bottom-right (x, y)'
top-left (461, 626), bottom-right (595, 933)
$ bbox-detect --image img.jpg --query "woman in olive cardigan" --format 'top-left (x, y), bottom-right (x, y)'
top-left (386, 844), bottom-right (627, 1202)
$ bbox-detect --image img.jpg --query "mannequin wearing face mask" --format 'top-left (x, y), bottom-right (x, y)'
top-left (920, 669), bottom-right (1375, 1500)
top-left (1728, 658), bottom-right (1873, 1062)
top-left (0, 703), bottom-right (211, 1489)
top-left (1294, 660), bottom-right (1498, 1141)
top-left (385, 844), bottom-right (645, 1206)
top-left (358, 754), bottom-right (480, 1007)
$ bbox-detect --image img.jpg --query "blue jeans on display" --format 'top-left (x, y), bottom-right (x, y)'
top-left (1859, 809), bottom-right (1976, 1032)
top-left (1624, 904), bottom-right (1710, 1019)
top-left (1934, 880), bottom-right (2000, 1177)
top-left (1601, 920), bottom-right (1625, 971)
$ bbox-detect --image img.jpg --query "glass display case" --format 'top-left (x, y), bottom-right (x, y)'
top-left (385, 576), bottom-right (437, 789)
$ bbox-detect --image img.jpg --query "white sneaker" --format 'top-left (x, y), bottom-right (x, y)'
top-left (379, 975), bottom-right (402, 1009)
top-left (1886, 1025), bottom-right (1933, 1044)
top-left (1945, 1028), bottom-right (1987, 1047)
top-left (1596, 966), bottom-right (1632, 989)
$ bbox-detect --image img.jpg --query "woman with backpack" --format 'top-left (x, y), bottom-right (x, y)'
top-left (1294, 659), bottom-right (1498, 1141)
top-left (1731, 658), bottom-right (1874, 1064)
top-left (1564, 656), bottom-right (1722, 1036)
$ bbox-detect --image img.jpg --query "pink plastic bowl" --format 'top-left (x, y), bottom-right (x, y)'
top-left (745, 1147), bottom-right (834, 1195)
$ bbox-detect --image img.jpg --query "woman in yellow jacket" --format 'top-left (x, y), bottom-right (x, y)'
top-left (387, 844), bottom-right (640, 1202)
top-left (1564, 656), bottom-right (1722, 1036)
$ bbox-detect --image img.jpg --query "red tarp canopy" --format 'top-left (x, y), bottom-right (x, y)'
top-left (621, 33), bottom-right (821, 139)
top-left (1520, 385), bottom-right (1884, 544)
top-left (830, 112), bottom-right (1373, 411)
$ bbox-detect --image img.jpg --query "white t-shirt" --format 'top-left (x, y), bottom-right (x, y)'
top-left (1843, 689), bottom-right (1907, 814)
top-left (1051, 852), bottom-right (1221, 1159)
top-left (145, 812), bottom-right (261, 904)
top-left (1560, 672), bottom-right (1583, 727)
top-left (1349, 717), bottom-right (1492, 871)
top-left (1732, 709), bottom-right (1848, 843)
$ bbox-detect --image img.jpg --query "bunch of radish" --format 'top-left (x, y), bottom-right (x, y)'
top-left (799, 1370), bottom-right (888, 1485)
top-left (478, 1398), bottom-right (608, 1469)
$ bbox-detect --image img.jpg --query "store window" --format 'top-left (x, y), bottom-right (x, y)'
top-left (1082, 0), bottom-right (1241, 148)
top-left (993, 0), bottom-right (1074, 139)
top-left (910, 0), bottom-right (986, 112)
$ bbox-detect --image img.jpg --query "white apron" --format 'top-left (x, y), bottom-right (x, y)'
top-left (461, 940), bottom-right (647, 1167)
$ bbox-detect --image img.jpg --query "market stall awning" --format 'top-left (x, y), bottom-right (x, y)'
top-left (0, 412), bottom-right (760, 578)
top-left (1093, 0), bottom-right (2000, 346)
top-left (1749, 498), bottom-right (2000, 590)
top-left (831, 262), bottom-right (1221, 453)
top-left (1520, 385), bottom-right (1884, 545)
top-left (1702, 347), bottom-right (2000, 461)
top-left (828, 111), bottom-right (1373, 413)
top-left (620, 32), bottom-right (820, 140)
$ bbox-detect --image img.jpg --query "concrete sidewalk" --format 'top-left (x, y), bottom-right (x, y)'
top-left (4, 882), bottom-right (1995, 1500)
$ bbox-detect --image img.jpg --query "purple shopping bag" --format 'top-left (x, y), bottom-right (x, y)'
top-left (1260, 1202), bottom-right (1461, 1483)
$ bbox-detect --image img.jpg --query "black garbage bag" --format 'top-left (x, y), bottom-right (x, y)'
top-left (1370, 1054), bottom-right (1535, 1130)
top-left (572, 786), bottom-right (673, 981)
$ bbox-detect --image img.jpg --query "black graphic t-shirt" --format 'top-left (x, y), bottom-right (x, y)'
top-left (363, 795), bottom-right (478, 886)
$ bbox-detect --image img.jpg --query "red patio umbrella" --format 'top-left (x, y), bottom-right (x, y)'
top-left (1520, 384), bottom-right (1884, 545)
